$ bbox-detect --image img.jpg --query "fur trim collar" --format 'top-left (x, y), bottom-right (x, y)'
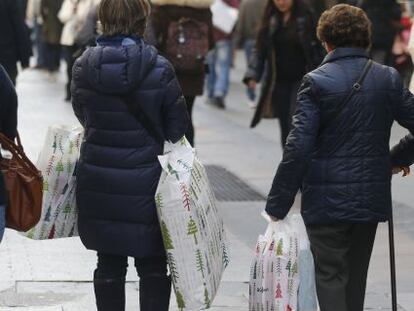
top-left (151, 0), bottom-right (214, 9)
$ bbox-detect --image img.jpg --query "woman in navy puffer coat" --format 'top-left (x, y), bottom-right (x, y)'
top-left (71, 0), bottom-right (189, 310)
top-left (266, 5), bottom-right (414, 311)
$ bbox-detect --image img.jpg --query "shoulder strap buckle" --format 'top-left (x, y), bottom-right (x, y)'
top-left (353, 83), bottom-right (362, 91)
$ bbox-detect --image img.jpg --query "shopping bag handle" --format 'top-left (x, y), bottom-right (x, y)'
top-left (261, 211), bottom-right (280, 223)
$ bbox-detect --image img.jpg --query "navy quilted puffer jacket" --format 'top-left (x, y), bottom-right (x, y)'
top-left (71, 36), bottom-right (189, 258)
top-left (266, 48), bottom-right (414, 225)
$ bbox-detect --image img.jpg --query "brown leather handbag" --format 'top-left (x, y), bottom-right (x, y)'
top-left (0, 133), bottom-right (43, 232)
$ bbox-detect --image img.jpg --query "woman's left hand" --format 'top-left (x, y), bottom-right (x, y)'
top-left (392, 166), bottom-right (410, 176)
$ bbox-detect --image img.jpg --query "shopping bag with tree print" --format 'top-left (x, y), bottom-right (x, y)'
top-left (24, 125), bottom-right (83, 240)
top-left (155, 137), bottom-right (229, 310)
top-left (249, 215), bottom-right (300, 311)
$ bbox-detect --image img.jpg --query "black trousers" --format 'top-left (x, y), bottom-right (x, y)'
top-left (272, 80), bottom-right (301, 147)
top-left (95, 253), bottom-right (168, 279)
top-left (185, 96), bottom-right (195, 146)
top-left (63, 45), bottom-right (78, 100)
top-left (306, 223), bottom-right (378, 311)
top-left (94, 253), bottom-right (171, 311)
top-left (44, 43), bottom-right (61, 72)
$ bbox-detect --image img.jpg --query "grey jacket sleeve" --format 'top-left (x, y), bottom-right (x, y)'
top-left (75, 7), bottom-right (98, 47)
top-left (243, 47), bottom-right (267, 84)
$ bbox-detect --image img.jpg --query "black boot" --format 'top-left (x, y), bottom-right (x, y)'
top-left (139, 275), bottom-right (172, 311)
top-left (94, 270), bottom-right (126, 311)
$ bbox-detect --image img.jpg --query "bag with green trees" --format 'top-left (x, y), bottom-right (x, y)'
top-left (156, 137), bottom-right (230, 310)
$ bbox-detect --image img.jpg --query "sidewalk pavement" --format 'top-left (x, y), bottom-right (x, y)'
top-left (1, 53), bottom-right (414, 310)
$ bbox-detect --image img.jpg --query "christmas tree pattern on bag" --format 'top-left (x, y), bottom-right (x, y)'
top-left (23, 127), bottom-right (83, 240)
top-left (156, 137), bottom-right (229, 310)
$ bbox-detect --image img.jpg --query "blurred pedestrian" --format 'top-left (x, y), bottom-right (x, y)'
top-left (303, 0), bottom-right (327, 17)
top-left (27, 0), bottom-right (47, 69)
top-left (0, 0), bottom-right (32, 84)
top-left (265, 5), bottom-right (414, 311)
top-left (41, 0), bottom-right (64, 79)
top-left (233, 0), bottom-right (267, 108)
top-left (150, 0), bottom-right (214, 146)
top-left (361, 0), bottom-right (402, 65)
top-left (59, 0), bottom-right (99, 101)
top-left (71, 0), bottom-right (189, 310)
top-left (391, 4), bottom-right (412, 88)
top-left (206, 0), bottom-right (240, 109)
top-left (74, 3), bottom-right (100, 48)
top-left (244, 0), bottom-right (324, 147)
top-left (0, 65), bottom-right (18, 243)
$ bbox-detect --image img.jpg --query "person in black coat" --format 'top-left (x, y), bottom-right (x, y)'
top-left (361, 0), bottom-right (402, 65)
top-left (265, 5), bottom-right (414, 311)
top-left (0, 0), bottom-right (32, 84)
top-left (0, 65), bottom-right (18, 243)
top-left (244, 0), bottom-right (324, 147)
top-left (71, 0), bottom-right (189, 310)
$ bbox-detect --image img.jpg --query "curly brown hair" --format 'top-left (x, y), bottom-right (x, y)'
top-left (317, 4), bottom-right (372, 49)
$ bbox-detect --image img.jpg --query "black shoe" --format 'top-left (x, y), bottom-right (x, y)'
top-left (206, 97), bottom-right (226, 109)
top-left (139, 275), bottom-right (171, 311)
top-left (214, 96), bottom-right (226, 109)
top-left (94, 271), bottom-right (126, 311)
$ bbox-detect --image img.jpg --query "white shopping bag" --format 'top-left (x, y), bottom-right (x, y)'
top-left (24, 125), bottom-right (83, 240)
top-left (156, 137), bottom-right (229, 311)
top-left (211, 0), bottom-right (239, 34)
top-left (249, 214), bottom-right (300, 311)
top-left (290, 215), bottom-right (318, 311)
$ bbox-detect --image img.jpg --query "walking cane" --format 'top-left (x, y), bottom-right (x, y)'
top-left (389, 167), bottom-right (410, 311)
top-left (388, 211), bottom-right (398, 311)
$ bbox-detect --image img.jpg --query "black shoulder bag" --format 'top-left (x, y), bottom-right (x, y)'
top-left (320, 59), bottom-right (373, 134)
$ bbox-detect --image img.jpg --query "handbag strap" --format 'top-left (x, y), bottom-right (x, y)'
top-left (123, 94), bottom-right (164, 145)
top-left (0, 132), bottom-right (40, 177)
top-left (320, 59), bottom-right (373, 134)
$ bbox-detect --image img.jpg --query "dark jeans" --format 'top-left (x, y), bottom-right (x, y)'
top-left (94, 253), bottom-right (170, 311)
top-left (33, 22), bottom-right (46, 68)
top-left (44, 43), bottom-right (61, 72)
top-left (306, 223), bottom-right (378, 311)
top-left (273, 80), bottom-right (301, 147)
top-left (63, 45), bottom-right (78, 99)
top-left (185, 96), bottom-right (195, 146)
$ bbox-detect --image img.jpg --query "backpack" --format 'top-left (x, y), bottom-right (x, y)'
top-left (165, 18), bottom-right (210, 75)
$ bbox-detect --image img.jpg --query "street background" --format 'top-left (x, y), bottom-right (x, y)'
top-left (1, 53), bottom-right (414, 310)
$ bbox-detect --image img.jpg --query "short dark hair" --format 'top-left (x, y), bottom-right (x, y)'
top-left (317, 4), bottom-right (371, 49)
top-left (99, 0), bottom-right (151, 37)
